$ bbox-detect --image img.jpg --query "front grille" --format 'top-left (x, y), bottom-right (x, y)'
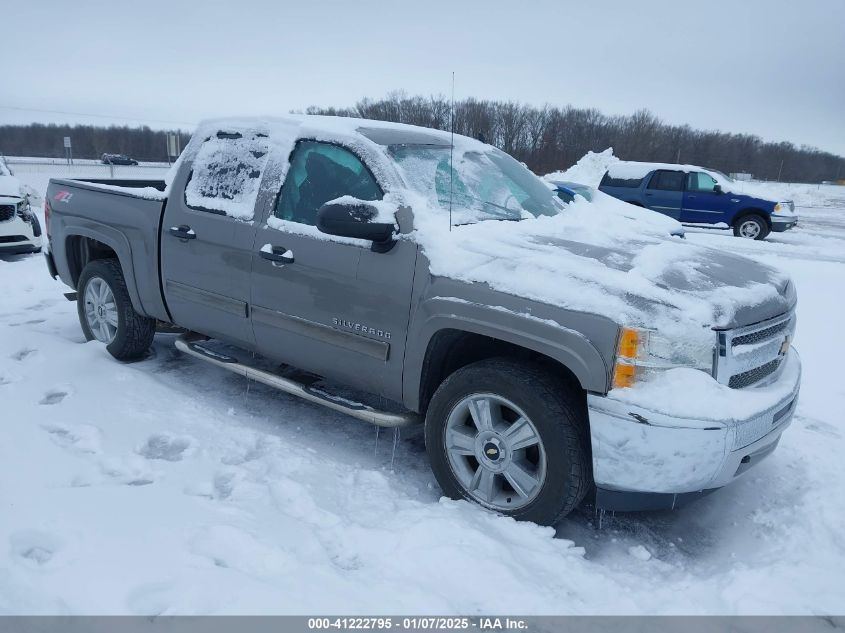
top-left (729, 358), bottom-right (783, 388)
top-left (732, 320), bottom-right (789, 346)
top-left (0, 204), bottom-right (15, 222)
top-left (716, 310), bottom-right (795, 389)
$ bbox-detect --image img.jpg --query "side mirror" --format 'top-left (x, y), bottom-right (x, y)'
top-left (713, 184), bottom-right (723, 194)
top-left (316, 202), bottom-right (396, 253)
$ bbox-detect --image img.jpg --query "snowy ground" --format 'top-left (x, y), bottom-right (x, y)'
top-left (1, 171), bottom-right (844, 615)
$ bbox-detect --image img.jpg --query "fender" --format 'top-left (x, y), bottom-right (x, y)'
top-left (731, 206), bottom-right (772, 227)
top-left (58, 218), bottom-right (146, 316)
top-left (403, 294), bottom-right (617, 411)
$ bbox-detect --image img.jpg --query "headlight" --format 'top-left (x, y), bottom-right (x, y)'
top-left (772, 202), bottom-right (793, 216)
top-left (612, 326), bottom-right (714, 389)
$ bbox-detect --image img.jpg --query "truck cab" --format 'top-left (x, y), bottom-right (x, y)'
top-left (599, 161), bottom-right (798, 239)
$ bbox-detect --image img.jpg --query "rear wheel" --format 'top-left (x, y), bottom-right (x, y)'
top-left (77, 259), bottom-right (156, 361)
top-left (424, 358), bottom-right (591, 526)
top-left (733, 214), bottom-right (769, 240)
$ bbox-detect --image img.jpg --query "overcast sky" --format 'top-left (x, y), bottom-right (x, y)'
top-left (4, 0), bottom-right (844, 156)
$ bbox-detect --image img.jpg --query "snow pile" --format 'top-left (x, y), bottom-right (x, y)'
top-left (544, 148), bottom-right (619, 187)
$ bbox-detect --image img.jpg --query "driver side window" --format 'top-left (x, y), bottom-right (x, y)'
top-left (274, 141), bottom-right (382, 226)
top-left (687, 172), bottom-right (718, 193)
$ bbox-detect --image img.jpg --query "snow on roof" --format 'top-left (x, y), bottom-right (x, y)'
top-left (607, 161), bottom-right (720, 179)
top-left (190, 114), bottom-right (459, 148)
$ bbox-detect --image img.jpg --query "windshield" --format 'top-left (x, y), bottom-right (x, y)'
top-left (388, 144), bottom-right (564, 223)
top-left (706, 167), bottom-right (733, 183)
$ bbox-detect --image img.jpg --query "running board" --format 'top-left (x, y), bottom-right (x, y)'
top-left (175, 335), bottom-right (418, 428)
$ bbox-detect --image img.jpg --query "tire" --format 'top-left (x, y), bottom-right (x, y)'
top-left (424, 358), bottom-right (591, 526)
top-left (77, 259), bottom-right (156, 361)
top-left (733, 214), bottom-right (769, 240)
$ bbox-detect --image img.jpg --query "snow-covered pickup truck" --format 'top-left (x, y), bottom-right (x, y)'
top-left (44, 117), bottom-right (801, 525)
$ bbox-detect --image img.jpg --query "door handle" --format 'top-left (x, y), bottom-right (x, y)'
top-left (169, 225), bottom-right (196, 240)
top-left (259, 246), bottom-right (294, 265)
top-left (644, 192), bottom-right (654, 196)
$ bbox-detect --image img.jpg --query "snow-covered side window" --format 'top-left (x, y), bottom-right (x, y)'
top-left (184, 131), bottom-right (271, 220)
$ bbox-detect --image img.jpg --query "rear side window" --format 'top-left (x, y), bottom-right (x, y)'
top-left (184, 131), bottom-right (271, 219)
top-left (647, 170), bottom-right (685, 191)
top-left (600, 172), bottom-right (643, 188)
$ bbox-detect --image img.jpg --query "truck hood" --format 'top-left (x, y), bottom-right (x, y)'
top-left (413, 193), bottom-right (793, 350)
top-left (0, 175), bottom-right (23, 198)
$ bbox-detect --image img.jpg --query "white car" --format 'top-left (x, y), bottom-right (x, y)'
top-left (0, 159), bottom-right (42, 255)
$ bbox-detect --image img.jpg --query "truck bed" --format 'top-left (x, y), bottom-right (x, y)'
top-left (46, 177), bottom-right (171, 322)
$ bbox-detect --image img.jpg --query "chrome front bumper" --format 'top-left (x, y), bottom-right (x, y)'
top-left (771, 214), bottom-right (798, 231)
top-left (587, 349), bottom-right (801, 507)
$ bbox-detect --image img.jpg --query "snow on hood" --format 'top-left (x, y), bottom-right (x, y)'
top-left (409, 190), bottom-right (791, 352)
top-left (0, 175), bottom-right (23, 199)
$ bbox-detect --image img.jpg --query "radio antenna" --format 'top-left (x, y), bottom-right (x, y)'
top-left (448, 71), bottom-right (455, 232)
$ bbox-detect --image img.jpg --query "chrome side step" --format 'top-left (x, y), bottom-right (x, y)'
top-left (175, 335), bottom-right (418, 428)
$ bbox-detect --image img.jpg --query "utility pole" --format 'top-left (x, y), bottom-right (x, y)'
top-left (776, 159), bottom-right (784, 182)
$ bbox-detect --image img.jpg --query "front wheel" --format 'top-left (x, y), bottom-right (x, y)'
top-left (424, 358), bottom-right (591, 526)
top-left (77, 259), bottom-right (156, 361)
top-left (733, 214), bottom-right (769, 240)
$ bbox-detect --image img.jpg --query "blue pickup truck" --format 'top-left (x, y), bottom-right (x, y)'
top-left (599, 161), bottom-right (798, 240)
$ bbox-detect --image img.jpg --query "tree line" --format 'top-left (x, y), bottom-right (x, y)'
top-left (2, 96), bottom-right (842, 182)
top-left (306, 92), bottom-right (844, 183)
top-left (0, 123), bottom-right (191, 163)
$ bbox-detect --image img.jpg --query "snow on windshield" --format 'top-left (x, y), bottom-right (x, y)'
top-left (390, 144), bottom-right (563, 224)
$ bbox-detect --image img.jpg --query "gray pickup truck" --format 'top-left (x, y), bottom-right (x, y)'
top-left (44, 116), bottom-right (801, 525)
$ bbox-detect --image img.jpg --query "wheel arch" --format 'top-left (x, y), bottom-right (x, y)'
top-left (732, 207), bottom-right (771, 228)
top-left (64, 228), bottom-right (144, 314)
top-left (406, 304), bottom-right (614, 414)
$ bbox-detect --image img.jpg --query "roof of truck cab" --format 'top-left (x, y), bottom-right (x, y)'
top-left (606, 160), bottom-right (721, 179)
top-left (193, 115), bottom-right (474, 149)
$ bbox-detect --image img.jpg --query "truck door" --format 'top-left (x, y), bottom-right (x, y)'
top-left (643, 170), bottom-right (684, 219)
top-left (682, 171), bottom-right (727, 224)
top-left (160, 131), bottom-right (270, 348)
top-left (249, 140), bottom-right (417, 401)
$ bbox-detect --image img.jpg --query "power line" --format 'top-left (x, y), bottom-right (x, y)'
top-left (0, 104), bottom-right (195, 128)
